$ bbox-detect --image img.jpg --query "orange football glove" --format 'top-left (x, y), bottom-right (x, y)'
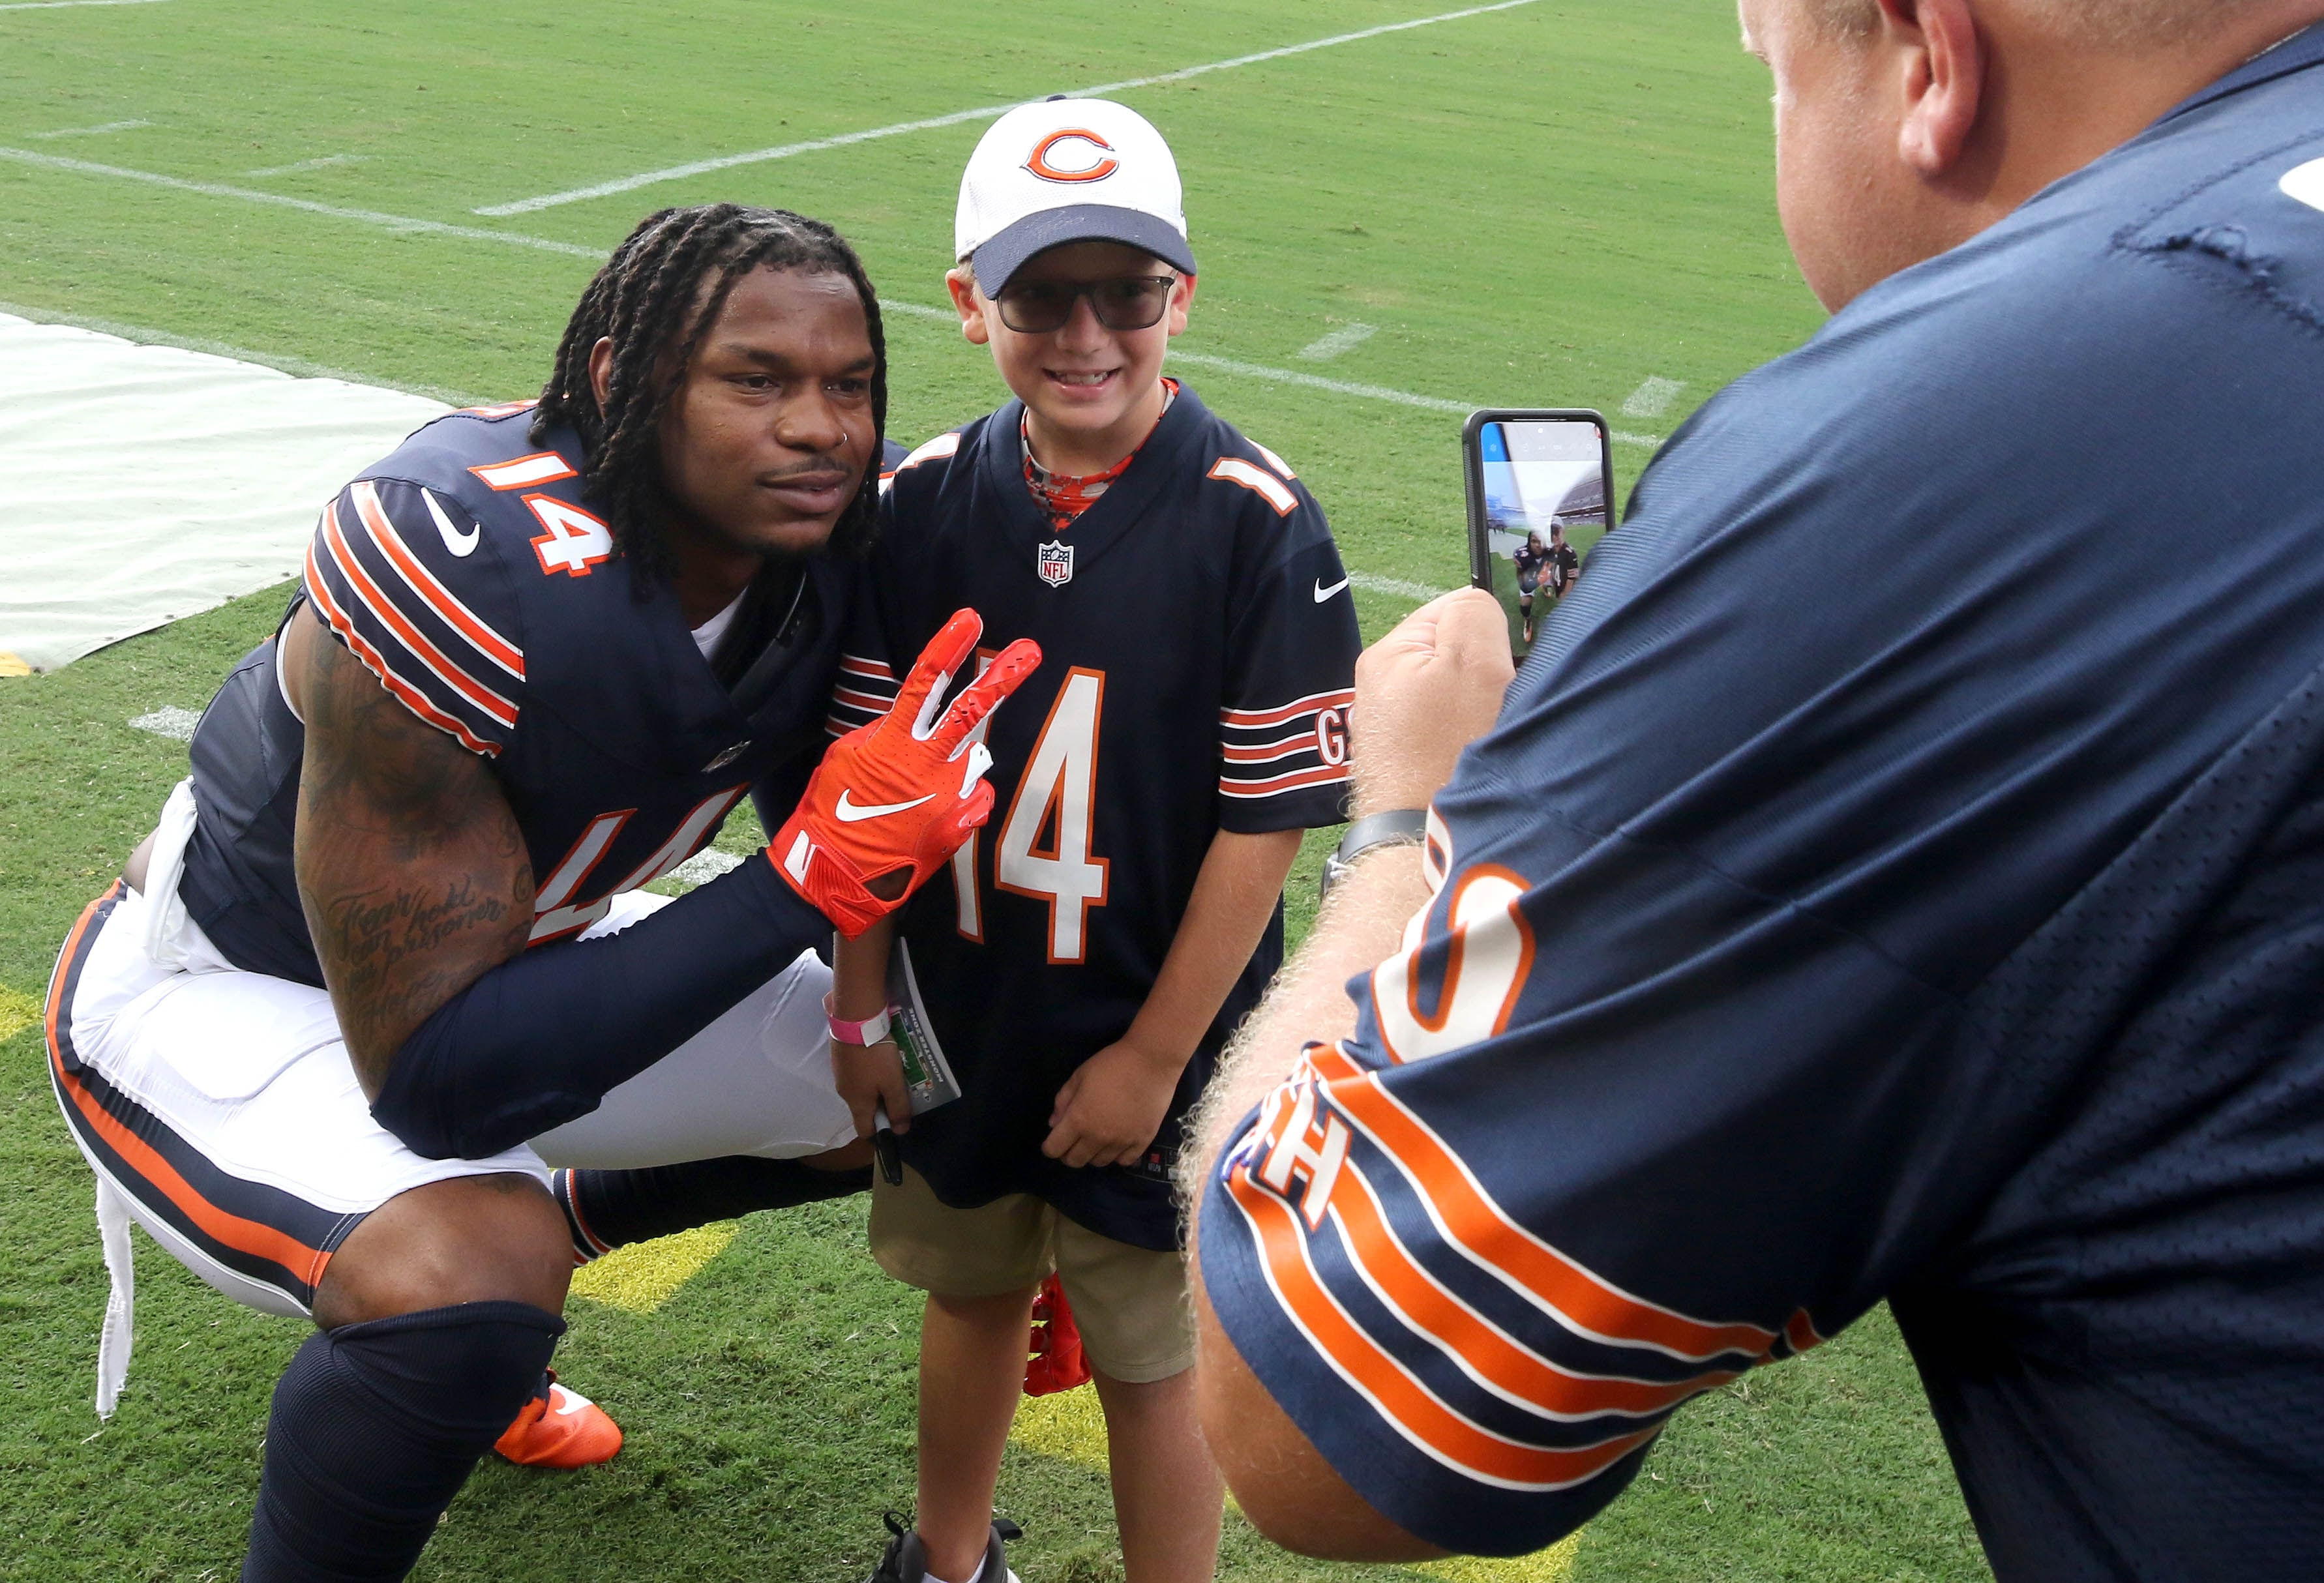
top-left (771, 609), bottom-right (1040, 938)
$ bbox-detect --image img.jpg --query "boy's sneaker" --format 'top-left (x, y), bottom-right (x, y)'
top-left (493, 1370), bottom-right (623, 1469)
top-left (864, 1511), bottom-right (1024, 1583)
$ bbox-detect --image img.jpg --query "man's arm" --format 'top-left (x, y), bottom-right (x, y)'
top-left (286, 600), bottom-right (533, 1101)
top-left (1043, 825), bottom-right (1302, 1170)
top-left (1183, 589), bottom-right (1514, 1558)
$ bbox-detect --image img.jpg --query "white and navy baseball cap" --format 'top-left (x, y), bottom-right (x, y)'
top-left (956, 96), bottom-right (1197, 293)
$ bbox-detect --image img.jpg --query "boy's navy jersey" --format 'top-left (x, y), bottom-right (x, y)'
top-left (839, 385), bottom-right (1360, 1249)
top-left (1202, 29), bottom-right (2324, 1576)
top-left (177, 406), bottom-right (879, 985)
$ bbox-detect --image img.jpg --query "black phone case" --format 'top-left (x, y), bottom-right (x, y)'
top-left (1461, 408), bottom-right (1615, 592)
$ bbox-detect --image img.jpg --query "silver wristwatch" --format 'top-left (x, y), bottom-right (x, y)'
top-left (1318, 809), bottom-right (1429, 899)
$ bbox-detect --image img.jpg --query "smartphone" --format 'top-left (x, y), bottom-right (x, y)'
top-left (1463, 409), bottom-right (1613, 661)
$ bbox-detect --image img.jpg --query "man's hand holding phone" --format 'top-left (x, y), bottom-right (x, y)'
top-left (1352, 589), bottom-right (1515, 818)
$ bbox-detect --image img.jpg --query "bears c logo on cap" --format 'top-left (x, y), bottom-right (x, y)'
top-left (1025, 129), bottom-right (1119, 184)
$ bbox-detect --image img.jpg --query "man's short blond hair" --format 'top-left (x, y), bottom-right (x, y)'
top-left (1800, 0), bottom-right (2276, 48)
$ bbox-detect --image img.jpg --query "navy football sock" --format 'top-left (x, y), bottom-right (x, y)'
top-left (241, 1301), bottom-right (563, 1583)
top-left (552, 1157), bottom-right (873, 1260)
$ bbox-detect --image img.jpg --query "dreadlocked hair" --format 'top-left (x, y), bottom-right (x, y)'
top-left (531, 203), bottom-right (888, 584)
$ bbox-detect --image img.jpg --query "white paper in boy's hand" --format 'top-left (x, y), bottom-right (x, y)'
top-left (885, 939), bottom-right (963, 1114)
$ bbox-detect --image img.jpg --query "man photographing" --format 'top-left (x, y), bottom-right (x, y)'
top-left (1187, 3), bottom-right (2324, 1577)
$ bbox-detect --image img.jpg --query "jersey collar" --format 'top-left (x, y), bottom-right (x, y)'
top-left (2156, 19), bottom-right (2324, 125)
top-left (975, 381), bottom-right (1208, 579)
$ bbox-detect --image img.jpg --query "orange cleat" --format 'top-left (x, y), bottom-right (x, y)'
top-left (493, 1371), bottom-right (623, 1469)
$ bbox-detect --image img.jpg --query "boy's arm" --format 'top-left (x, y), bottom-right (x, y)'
top-left (830, 917), bottom-right (910, 1138)
top-left (1043, 826), bottom-right (1302, 1168)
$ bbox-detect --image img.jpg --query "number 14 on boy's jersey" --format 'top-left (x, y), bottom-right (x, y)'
top-left (957, 666), bottom-right (1109, 962)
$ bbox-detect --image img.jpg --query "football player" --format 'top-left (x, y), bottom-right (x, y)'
top-left (1511, 529), bottom-right (1548, 644)
top-left (825, 100), bottom-right (1363, 1583)
top-left (45, 203), bottom-right (1035, 1583)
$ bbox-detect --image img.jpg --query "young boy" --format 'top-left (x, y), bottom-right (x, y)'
top-left (826, 98), bottom-right (1362, 1583)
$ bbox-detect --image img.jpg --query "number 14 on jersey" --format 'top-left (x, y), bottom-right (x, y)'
top-left (953, 666), bottom-right (1109, 963)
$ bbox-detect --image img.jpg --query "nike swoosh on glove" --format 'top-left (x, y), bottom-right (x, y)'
top-left (771, 608), bottom-right (1040, 938)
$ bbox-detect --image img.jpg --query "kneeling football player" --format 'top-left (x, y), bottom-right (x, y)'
top-left (44, 203), bottom-right (1037, 1583)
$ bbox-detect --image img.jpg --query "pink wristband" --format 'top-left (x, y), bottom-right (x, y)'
top-left (823, 991), bottom-right (895, 1047)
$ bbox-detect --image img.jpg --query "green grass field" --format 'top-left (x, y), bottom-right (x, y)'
top-left (0, 1), bottom-right (1992, 1578)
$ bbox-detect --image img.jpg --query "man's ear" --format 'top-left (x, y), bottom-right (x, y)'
top-left (946, 266), bottom-right (991, 348)
top-left (587, 335), bottom-right (615, 414)
top-left (1884, 0), bottom-right (1985, 175)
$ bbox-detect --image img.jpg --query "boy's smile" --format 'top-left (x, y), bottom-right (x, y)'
top-left (949, 239), bottom-right (1195, 478)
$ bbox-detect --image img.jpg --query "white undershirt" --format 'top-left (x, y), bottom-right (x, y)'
top-left (690, 587), bottom-right (748, 662)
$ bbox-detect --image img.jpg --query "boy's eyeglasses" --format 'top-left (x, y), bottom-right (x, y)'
top-left (991, 274), bottom-right (1179, 334)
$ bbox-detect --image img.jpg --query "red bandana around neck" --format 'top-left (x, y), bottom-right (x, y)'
top-left (1021, 378), bottom-right (1178, 535)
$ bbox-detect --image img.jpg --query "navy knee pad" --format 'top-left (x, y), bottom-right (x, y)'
top-left (241, 1301), bottom-right (563, 1583)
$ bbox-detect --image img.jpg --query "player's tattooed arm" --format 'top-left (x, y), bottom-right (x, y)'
top-left (285, 602), bottom-right (533, 1101)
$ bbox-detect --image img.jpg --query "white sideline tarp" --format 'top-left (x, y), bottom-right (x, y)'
top-left (0, 312), bottom-right (449, 671)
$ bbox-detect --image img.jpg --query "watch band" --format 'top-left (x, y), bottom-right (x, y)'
top-left (1319, 808), bottom-right (1429, 900)
top-left (823, 991), bottom-right (895, 1047)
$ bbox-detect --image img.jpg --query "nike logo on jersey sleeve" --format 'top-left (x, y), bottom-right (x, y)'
top-left (835, 789), bottom-right (937, 822)
top-left (423, 488), bottom-right (480, 557)
top-left (1314, 576), bottom-right (1350, 602)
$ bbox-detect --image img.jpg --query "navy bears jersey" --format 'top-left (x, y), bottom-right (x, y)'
top-left (177, 408), bottom-right (894, 985)
top-left (837, 385), bottom-right (1361, 1249)
top-left (1202, 30), bottom-right (2324, 1573)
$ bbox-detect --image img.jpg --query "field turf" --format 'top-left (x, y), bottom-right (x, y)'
top-left (1, 1), bottom-right (1991, 1578)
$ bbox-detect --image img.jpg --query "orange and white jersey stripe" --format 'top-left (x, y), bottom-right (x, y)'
top-left (302, 478), bottom-right (527, 756)
top-left (1200, 812), bottom-right (1841, 1547)
top-left (1219, 687), bottom-right (1354, 802)
top-left (827, 651), bottom-right (900, 739)
top-left (1208, 1042), bottom-right (1816, 1497)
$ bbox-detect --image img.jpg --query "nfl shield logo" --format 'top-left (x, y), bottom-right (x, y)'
top-left (1037, 540), bottom-right (1074, 587)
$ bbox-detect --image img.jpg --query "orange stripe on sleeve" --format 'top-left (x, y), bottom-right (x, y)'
top-left (321, 502), bottom-right (516, 728)
top-left (306, 539), bottom-right (501, 757)
top-left (1222, 688), bottom-right (1355, 730)
top-left (1224, 1160), bottom-right (1658, 1491)
top-left (350, 482), bottom-right (524, 678)
top-left (1307, 1043), bottom-right (1776, 1363)
top-left (1326, 1157), bottom-right (1742, 1421)
top-left (1220, 763), bottom-right (1352, 799)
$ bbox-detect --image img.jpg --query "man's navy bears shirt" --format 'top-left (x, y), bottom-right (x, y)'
top-left (1202, 27), bottom-right (2324, 1576)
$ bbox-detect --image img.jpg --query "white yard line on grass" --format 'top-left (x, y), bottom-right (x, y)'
top-left (245, 153), bottom-right (370, 178)
top-left (474, 0), bottom-right (1545, 217)
top-left (0, 146), bottom-right (603, 256)
top-left (1352, 572), bottom-right (1452, 601)
top-left (1622, 375), bottom-right (1686, 418)
top-left (0, 147), bottom-right (1663, 453)
top-left (128, 706), bottom-right (201, 741)
top-left (0, 0), bottom-right (170, 9)
top-left (31, 119), bottom-right (151, 140)
top-left (1300, 322), bottom-right (1377, 361)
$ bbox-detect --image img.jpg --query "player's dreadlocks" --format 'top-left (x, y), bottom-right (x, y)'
top-left (532, 203), bottom-right (887, 582)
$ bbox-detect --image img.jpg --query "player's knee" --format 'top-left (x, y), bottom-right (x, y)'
top-left (246, 1301), bottom-right (564, 1580)
top-left (314, 1174), bottom-right (572, 1329)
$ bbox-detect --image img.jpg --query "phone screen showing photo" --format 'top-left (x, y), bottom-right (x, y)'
top-left (1479, 419), bottom-right (1607, 658)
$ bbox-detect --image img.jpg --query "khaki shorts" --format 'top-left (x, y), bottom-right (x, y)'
top-left (869, 1164), bottom-right (1195, 1383)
